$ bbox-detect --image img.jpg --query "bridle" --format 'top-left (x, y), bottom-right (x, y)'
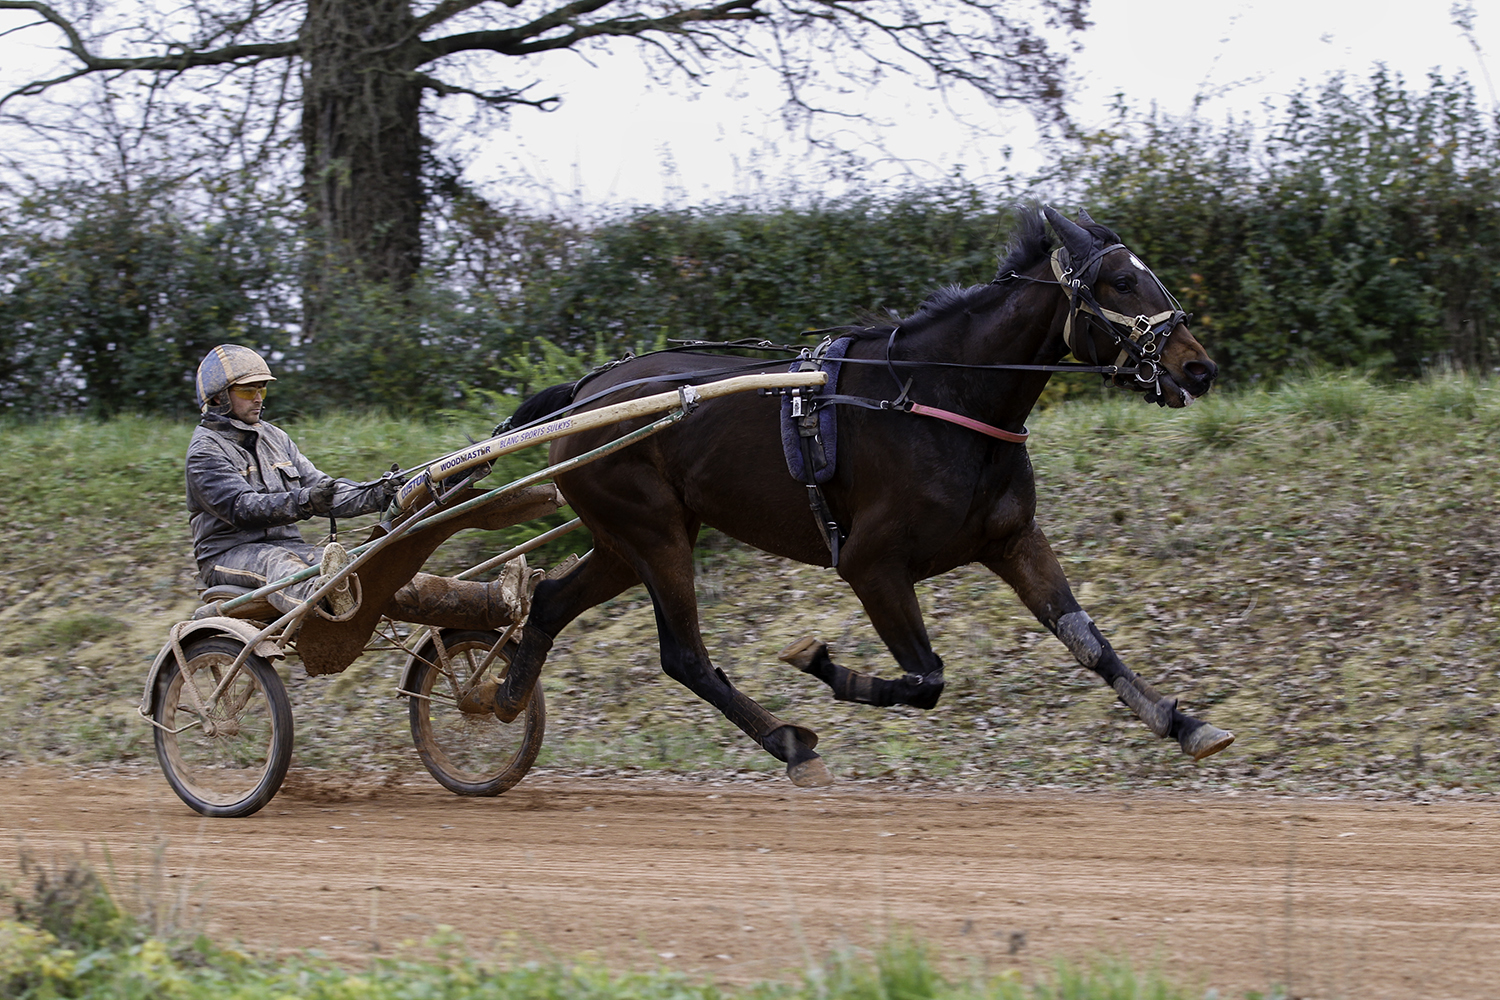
top-left (846, 239), bottom-right (1190, 418)
top-left (1040, 243), bottom-right (1188, 395)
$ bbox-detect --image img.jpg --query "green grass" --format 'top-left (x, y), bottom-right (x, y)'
top-left (0, 855), bottom-right (1222, 1000)
top-left (2, 372), bottom-right (1499, 797)
top-left (35, 613), bottom-right (121, 649)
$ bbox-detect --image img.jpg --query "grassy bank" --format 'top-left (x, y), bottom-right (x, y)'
top-left (1, 372), bottom-right (1497, 797)
top-left (0, 855), bottom-right (1221, 1000)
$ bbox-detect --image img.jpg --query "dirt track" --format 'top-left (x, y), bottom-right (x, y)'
top-left (2, 768), bottom-right (1496, 999)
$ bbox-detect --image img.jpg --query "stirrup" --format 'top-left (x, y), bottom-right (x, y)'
top-left (316, 541), bottom-right (361, 620)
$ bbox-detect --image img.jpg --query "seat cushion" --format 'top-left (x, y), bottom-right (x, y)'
top-left (196, 584), bottom-right (279, 621)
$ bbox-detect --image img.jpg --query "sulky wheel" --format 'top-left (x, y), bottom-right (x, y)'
top-left (408, 628), bottom-right (544, 796)
top-left (153, 636), bottom-right (294, 818)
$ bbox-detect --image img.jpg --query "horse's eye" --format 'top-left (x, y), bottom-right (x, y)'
top-left (1112, 277), bottom-right (1133, 293)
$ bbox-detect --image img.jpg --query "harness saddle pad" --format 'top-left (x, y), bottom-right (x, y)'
top-left (780, 335), bottom-right (852, 485)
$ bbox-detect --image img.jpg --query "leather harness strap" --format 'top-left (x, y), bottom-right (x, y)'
top-left (810, 385), bottom-right (1031, 444)
top-left (906, 403), bottom-right (1029, 443)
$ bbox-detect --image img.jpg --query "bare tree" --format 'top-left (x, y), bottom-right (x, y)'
top-left (0, 0), bottom-right (1089, 319)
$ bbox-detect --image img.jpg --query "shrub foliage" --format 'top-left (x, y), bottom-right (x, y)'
top-left (1061, 69), bottom-right (1500, 381)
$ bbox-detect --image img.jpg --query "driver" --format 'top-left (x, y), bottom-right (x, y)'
top-left (185, 345), bottom-right (400, 617)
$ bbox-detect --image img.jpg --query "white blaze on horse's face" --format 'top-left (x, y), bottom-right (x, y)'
top-left (1128, 254), bottom-right (1147, 271)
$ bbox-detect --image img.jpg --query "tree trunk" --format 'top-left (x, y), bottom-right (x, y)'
top-left (300, 0), bottom-right (425, 311)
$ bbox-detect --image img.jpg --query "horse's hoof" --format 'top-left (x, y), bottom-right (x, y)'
top-left (492, 688), bottom-right (530, 724)
top-left (778, 636), bottom-right (827, 672)
top-left (1182, 723), bottom-right (1235, 761)
top-left (788, 758), bottom-right (835, 787)
top-left (899, 671), bottom-right (945, 710)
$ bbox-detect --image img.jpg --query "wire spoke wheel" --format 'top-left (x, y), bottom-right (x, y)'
top-left (409, 629), bottom-right (543, 796)
top-left (154, 636), bottom-right (293, 818)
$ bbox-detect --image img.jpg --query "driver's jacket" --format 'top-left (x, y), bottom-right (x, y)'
top-left (185, 413), bottom-right (387, 578)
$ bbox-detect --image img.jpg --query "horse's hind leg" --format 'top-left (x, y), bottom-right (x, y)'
top-left (622, 524), bottom-right (831, 785)
top-left (985, 522), bottom-right (1234, 761)
top-left (511, 497), bottom-right (830, 785)
top-left (643, 576), bottom-right (833, 787)
top-left (492, 546), bottom-right (639, 722)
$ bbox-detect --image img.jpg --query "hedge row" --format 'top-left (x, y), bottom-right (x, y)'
top-left (2, 69), bottom-right (1497, 417)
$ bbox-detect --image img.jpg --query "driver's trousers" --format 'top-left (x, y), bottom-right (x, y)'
top-left (200, 541), bottom-right (329, 615)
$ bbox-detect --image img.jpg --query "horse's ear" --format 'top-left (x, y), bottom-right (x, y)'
top-left (1076, 208), bottom-right (1096, 227)
top-left (1043, 205), bottom-right (1095, 261)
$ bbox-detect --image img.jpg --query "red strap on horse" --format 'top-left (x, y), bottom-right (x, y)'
top-left (906, 403), bottom-right (1029, 443)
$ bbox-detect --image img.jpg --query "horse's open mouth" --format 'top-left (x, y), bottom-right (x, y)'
top-left (1140, 373), bottom-right (1198, 409)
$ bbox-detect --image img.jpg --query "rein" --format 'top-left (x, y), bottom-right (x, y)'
top-left (830, 242), bottom-right (1186, 443)
top-left (494, 345), bottom-right (1124, 441)
top-left (497, 241), bottom-right (1185, 445)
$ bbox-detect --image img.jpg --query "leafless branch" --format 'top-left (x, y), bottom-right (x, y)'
top-left (410, 69), bottom-right (558, 109)
top-left (0, 0), bottom-right (300, 108)
top-left (411, 0), bottom-right (521, 36)
top-left (423, 0), bottom-right (762, 59)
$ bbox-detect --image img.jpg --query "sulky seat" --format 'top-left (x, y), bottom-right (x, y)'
top-left (194, 584), bottom-right (280, 622)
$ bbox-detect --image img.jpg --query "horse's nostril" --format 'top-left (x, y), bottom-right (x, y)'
top-left (1185, 359), bottom-right (1217, 385)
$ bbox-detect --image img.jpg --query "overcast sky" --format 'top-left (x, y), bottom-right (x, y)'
top-left (2, 0), bottom-right (1496, 208)
top-left (481, 0), bottom-right (1500, 207)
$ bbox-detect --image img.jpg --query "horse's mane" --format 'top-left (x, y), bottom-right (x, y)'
top-left (845, 207), bottom-right (1103, 341)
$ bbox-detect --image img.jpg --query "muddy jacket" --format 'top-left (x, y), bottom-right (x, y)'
top-left (185, 414), bottom-right (388, 574)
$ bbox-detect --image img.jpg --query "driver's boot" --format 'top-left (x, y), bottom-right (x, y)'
top-left (317, 541), bottom-right (358, 618)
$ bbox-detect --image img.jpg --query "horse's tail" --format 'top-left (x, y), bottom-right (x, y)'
top-left (499, 380), bottom-right (578, 434)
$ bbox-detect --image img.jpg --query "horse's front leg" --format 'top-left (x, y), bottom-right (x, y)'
top-left (779, 560), bottom-right (947, 711)
top-left (984, 522), bottom-right (1234, 761)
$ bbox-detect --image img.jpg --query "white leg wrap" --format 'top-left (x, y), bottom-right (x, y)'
top-left (1056, 611), bottom-right (1102, 667)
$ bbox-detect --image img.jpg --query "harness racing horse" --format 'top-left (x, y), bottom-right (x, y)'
top-left (493, 206), bottom-right (1233, 786)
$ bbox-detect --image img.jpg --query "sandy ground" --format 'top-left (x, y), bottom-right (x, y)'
top-left (1, 767), bottom-right (1497, 999)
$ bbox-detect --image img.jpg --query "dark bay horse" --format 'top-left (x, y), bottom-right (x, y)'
top-left (492, 206), bottom-right (1232, 786)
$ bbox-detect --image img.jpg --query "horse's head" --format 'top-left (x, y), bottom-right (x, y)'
top-left (1043, 207), bottom-right (1217, 408)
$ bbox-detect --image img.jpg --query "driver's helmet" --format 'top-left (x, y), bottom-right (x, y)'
top-left (195, 345), bottom-right (277, 414)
